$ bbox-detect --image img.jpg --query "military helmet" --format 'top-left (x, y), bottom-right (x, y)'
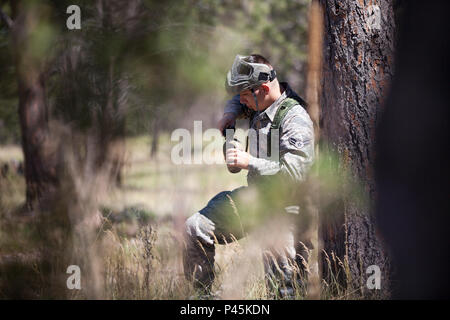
top-left (225, 54), bottom-right (277, 95)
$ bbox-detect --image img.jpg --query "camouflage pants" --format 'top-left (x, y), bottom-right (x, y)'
top-left (182, 186), bottom-right (312, 298)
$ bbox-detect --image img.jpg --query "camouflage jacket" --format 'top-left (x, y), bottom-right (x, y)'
top-left (224, 82), bottom-right (315, 185)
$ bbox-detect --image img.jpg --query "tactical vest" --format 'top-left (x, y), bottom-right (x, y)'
top-left (267, 97), bottom-right (302, 157)
top-left (244, 95), bottom-right (307, 155)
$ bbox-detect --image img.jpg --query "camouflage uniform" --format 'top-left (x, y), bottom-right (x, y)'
top-left (183, 83), bottom-right (315, 297)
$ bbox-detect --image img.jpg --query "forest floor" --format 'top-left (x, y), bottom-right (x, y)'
top-left (100, 135), bottom-right (270, 299)
top-left (0, 136), bottom-right (273, 299)
top-left (0, 135), bottom-right (363, 299)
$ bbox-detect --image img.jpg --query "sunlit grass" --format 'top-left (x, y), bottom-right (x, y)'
top-left (0, 135), bottom-right (371, 299)
top-left (0, 144), bottom-right (23, 162)
top-left (105, 134), bottom-right (247, 218)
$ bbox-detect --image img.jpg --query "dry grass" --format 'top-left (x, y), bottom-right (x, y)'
top-left (0, 135), bottom-right (371, 300)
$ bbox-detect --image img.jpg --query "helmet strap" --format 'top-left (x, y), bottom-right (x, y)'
top-left (251, 88), bottom-right (262, 133)
top-left (251, 88), bottom-right (259, 112)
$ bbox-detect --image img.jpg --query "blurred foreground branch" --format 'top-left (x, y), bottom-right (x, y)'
top-left (304, 0), bottom-right (323, 300)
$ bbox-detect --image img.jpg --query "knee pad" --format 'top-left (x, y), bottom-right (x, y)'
top-left (185, 212), bottom-right (216, 245)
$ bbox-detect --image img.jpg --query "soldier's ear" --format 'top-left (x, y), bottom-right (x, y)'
top-left (261, 84), bottom-right (270, 94)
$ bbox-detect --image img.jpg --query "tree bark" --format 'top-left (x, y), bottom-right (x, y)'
top-left (319, 0), bottom-right (395, 296)
top-left (11, 1), bottom-right (58, 210)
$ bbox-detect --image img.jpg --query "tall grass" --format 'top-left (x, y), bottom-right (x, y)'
top-left (0, 136), bottom-right (381, 299)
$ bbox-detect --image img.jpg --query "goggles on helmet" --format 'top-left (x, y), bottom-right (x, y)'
top-left (225, 55), bottom-right (277, 95)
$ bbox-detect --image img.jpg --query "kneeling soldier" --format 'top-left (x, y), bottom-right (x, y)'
top-left (183, 54), bottom-right (315, 298)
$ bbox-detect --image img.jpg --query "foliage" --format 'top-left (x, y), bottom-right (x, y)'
top-left (0, 0), bottom-right (310, 142)
top-left (0, 0), bottom-right (315, 299)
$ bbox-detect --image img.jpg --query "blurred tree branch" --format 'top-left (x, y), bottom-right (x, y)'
top-left (0, 7), bottom-right (13, 29)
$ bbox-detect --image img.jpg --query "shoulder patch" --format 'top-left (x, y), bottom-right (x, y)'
top-left (288, 137), bottom-right (304, 149)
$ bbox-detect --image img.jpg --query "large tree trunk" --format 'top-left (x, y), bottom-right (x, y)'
top-left (319, 0), bottom-right (395, 296)
top-left (11, 1), bottom-right (58, 210)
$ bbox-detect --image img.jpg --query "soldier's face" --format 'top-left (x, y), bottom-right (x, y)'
top-left (239, 87), bottom-right (265, 111)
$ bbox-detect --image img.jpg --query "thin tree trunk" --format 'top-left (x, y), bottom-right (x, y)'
top-left (319, 0), bottom-right (395, 297)
top-left (17, 75), bottom-right (58, 208)
top-left (150, 118), bottom-right (159, 159)
top-left (305, 0), bottom-right (323, 299)
top-left (12, 1), bottom-right (58, 210)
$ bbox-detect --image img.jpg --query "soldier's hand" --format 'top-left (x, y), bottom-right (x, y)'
top-left (226, 148), bottom-right (250, 170)
top-left (218, 112), bottom-right (236, 134)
